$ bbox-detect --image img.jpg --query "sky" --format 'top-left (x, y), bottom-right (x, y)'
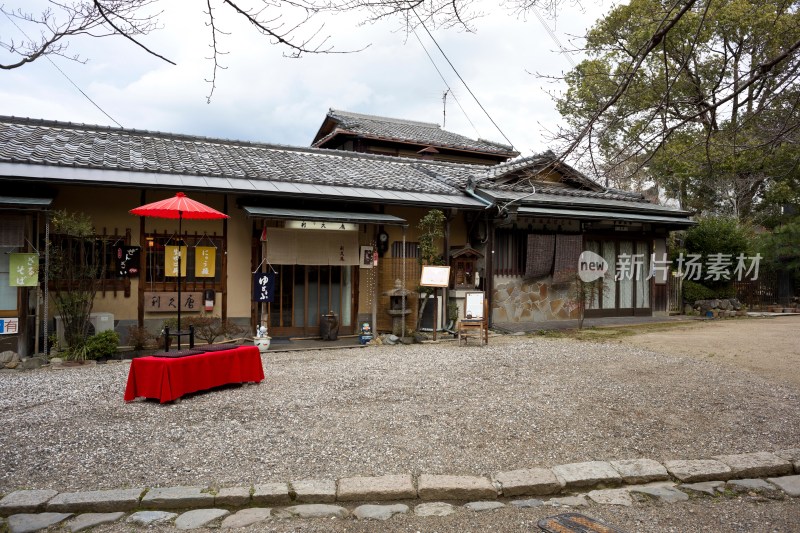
top-left (0, 1), bottom-right (611, 157)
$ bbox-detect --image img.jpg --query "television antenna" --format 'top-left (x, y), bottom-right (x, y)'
top-left (442, 89), bottom-right (449, 128)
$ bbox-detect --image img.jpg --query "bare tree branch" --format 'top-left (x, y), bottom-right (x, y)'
top-left (92, 0), bottom-right (175, 64)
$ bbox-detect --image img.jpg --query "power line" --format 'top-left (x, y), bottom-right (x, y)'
top-left (2, 11), bottom-right (123, 127)
top-left (410, 26), bottom-right (481, 138)
top-left (411, 7), bottom-right (517, 151)
top-left (531, 7), bottom-right (577, 69)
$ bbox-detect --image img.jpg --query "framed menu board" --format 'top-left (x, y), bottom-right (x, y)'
top-left (464, 291), bottom-right (485, 319)
top-left (420, 265), bottom-right (451, 287)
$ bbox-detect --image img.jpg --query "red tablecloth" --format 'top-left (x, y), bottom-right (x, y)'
top-left (124, 346), bottom-right (264, 403)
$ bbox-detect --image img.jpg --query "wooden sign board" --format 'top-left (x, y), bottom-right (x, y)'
top-left (144, 292), bottom-right (203, 312)
top-left (420, 265), bottom-right (451, 287)
top-left (465, 291), bottom-right (485, 319)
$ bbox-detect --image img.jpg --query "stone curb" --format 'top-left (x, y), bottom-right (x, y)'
top-left (2, 475), bottom-right (799, 531)
top-left (4, 476), bottom-right (799, 532)
top-left (1, 448), bottom-right (798, 517)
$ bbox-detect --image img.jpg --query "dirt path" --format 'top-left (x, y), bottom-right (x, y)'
top-left (618, 315), bottom-right (800, 387)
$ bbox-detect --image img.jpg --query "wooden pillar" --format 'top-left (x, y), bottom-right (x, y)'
top-left (222, 194), bottom-right (228, 321)
top-left (137, 189), bottom-right (146, 328)
top-left (486, 215), bottom-right (494, 328)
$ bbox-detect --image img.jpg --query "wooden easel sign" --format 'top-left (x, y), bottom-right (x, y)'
top-left (464, 291), bottom-right (485, 319)
top-left (419, 265), bottom-right (450, 341)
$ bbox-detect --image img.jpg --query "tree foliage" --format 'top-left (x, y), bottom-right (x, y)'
top-left (683, 216), bottom-right (754, 258)
top-left (557, 0), bottom-right (800, 220)
top-left (416, 208), bottom-right (445, 331)
top-left (757, 216), bottom-right (800, 273)
top-left (680, 215), bottom-right (754, 290)
top-left (48, 210), bottom-right (105, 360)
top-left (417, 208), bottom-right (446, 267)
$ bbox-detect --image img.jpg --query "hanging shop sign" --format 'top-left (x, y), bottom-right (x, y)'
top-left (164, 245), bottom-right (187, 277)
top-left (253, 272), bottom-right (277, 302)
top-left (116, 246), bottom-right (140, 277)
top-left (266, 228), bottom-right (359, 265)
top-left (285, 220), bottom-right (357, 231)
top-left (144, 291), bottom-right (203, 312)
top-left (195, 246), bottom-right (216, 278)
top-left (0, 317), bottom-right (19, 335)
top-left (9, 253), bottom-right (38, 286)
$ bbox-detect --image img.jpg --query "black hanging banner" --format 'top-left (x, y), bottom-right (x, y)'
top-left (116, 246), bottom-right (141, 277)
top-left (253, 272), bottom-right (277, 302)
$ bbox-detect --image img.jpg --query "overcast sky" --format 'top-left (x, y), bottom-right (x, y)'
top-left (1, 1), bottom-right (610, 156)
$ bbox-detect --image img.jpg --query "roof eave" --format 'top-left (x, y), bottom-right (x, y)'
top-left (0, 162), bottom-right (488, 210)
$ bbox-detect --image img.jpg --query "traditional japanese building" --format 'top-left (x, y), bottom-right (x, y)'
top-left (0, 112), bottom-right (693, 356)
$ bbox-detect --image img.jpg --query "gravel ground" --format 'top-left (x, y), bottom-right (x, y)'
top-left (1, 334), bottom-right (799, 494)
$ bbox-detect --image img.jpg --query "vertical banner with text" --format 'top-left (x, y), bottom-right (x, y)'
top-left (165, 245), bottom-right (187, 277)
top-left (116, 246), bottom-right (141, 277)
top-left (9, 253), bottom-right (39, 286)
top-left (253, 272), bottom-right (277, 302)
top-left (195, 246), bottom-right (216, 278)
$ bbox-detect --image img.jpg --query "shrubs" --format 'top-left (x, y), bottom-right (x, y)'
top-left (125, 325), bottom-right (156, 351)
top-left (185, 316), bottom-right (244, 344)
top-left (84, 330), bottom-right (120, 360)
top-left (683, 280), bottom-right (736, 304)
top-left (160, 316), bottom-right (244, 346)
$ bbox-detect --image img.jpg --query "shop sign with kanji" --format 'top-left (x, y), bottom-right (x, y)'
top-left (116, 246), bottom-right (140, 277)
top-left (253, 272), bottom-right (277, 302)
top-left (195, 246), bottom-right (216, 277)
top-left (164, 245), bottom-right (187, 277)
top-left (144, 291), bottom-right (202, 312)
top-left (0, 317), bottom-right (19, 335)
top-left (9, 253), bottom-right (38, 286)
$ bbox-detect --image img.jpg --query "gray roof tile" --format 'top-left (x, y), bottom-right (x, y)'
top-left (0, 116), bottom-right (690, 218)
top-left (0, 116), bottom-right (480, 199)
top-left (316, 109), bottom-right (518, 156)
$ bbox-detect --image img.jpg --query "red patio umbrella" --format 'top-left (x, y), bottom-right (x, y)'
top-left (131, 192), bottom-right (229, 348)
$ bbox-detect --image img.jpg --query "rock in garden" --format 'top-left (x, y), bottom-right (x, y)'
top-left (352, 504), bottom-right (409, 521)
top-left (414, 502), bottom-right (456, 517)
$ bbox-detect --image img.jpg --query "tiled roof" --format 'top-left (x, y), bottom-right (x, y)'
top-left (0, 116), bottom-right (481, 200)
top-left (314, 109), bottom-right (518, 156)
top-left (0, 115), bottom-right (690, 217)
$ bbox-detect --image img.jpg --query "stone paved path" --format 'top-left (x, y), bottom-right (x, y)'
top-left (1, 449), bottom-right (798, 532)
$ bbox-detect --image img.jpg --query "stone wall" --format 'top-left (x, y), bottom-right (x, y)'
top-left (492, 276), bottom-right (581, 323)
top-left (686, 298), bottom-right (747, 318)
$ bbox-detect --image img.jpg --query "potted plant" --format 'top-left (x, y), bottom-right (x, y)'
top-left (254, 324), bottom-right (271, 353)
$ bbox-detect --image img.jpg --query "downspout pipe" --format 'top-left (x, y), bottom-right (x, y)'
top-left (464, 179), bottom-right (493, 209)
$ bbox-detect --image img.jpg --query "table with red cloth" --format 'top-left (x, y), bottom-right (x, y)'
top-left (124, 346), bottom-right (264, 403)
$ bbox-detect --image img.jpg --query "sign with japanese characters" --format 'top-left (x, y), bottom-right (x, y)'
top-left (252, 272), bottom-right (277, 302)
top-left (611, 253), bottom-right (762, 282)
top-left (116, 246), bottom-right (140, 277)
top-left (164, 245), bottom-right (187, 277)
top-left (144, 291), bottom-right (202, 312)
top-left (0, 317), bottom-right (19, 335)
top-left (195, 246), bottom-right (216, 278)
top-left (9, 253), bottom-right (38, 286)
top-left (285, 220), bottom-right (357, 231)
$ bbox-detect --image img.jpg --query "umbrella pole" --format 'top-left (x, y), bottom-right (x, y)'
top-left (177, 213), bottom-right (182, 349)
